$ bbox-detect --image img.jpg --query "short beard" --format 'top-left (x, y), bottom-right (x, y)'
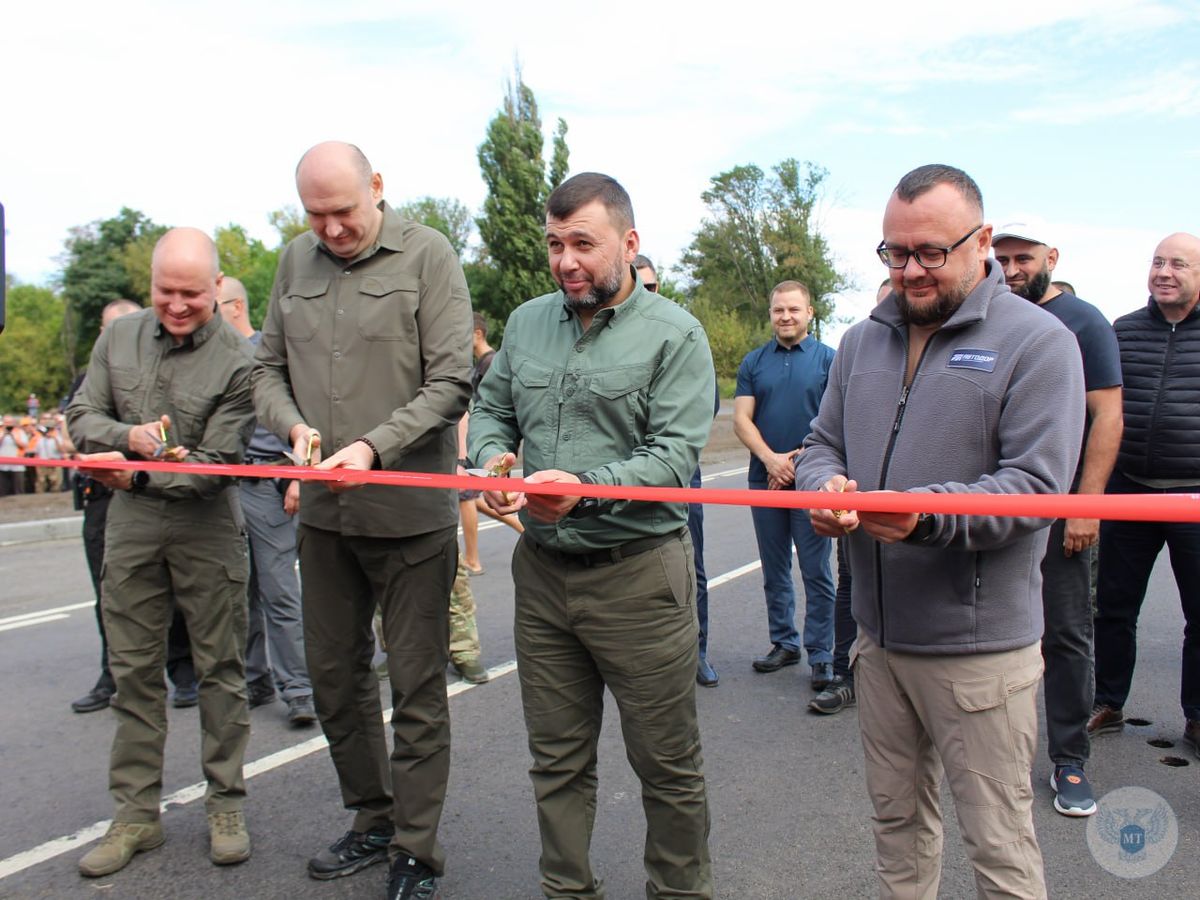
top-left (896, 268), bottom-right (976, 327)
top-left (1010, 265), bottom-right (1052, 303)
top-left (560, 262), bottom-right (624, 312)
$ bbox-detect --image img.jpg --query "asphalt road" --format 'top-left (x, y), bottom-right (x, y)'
top-left (0, 465), bottom-right (1196, 899)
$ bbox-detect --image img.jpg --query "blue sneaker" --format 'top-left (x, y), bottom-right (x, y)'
top-left (696, 656), bottom-right (719, 687)
top-left (1050, 765), bottom-right (1097, 817)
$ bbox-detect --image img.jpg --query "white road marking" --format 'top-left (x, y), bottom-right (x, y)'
top-left (0, 614), bottom-right (69, 633)
top-left (0, 601), bottom-right (93, 627)
top-left (0, 471), bottom-right (768, 882)
top-left (0, 660), bottom-right (521, 881)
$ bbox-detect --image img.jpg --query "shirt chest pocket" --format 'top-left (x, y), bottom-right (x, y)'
top-left (171, 390), bottom-right (220, 448)
top-left (358, 274), bottom-right (419, 341)
top-left (585, 366), bottom-right (652, 433)
top-left (279, 278), bottom-right (329, 342)
top-left (109, 366), bottom-right (146, 424)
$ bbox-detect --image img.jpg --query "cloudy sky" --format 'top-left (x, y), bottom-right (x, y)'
top-left (2, 0), bottom-right (1197, 342)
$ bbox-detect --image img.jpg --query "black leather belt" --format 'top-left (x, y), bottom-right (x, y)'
top-left (528, 528), bottom-right (685, 569)
top-left (245, 455), bottom-right (289, 465)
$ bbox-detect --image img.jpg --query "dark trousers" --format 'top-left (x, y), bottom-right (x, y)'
top-left (0, 470), bottom-right (23, 496)
top-left (1095, 471), bottom-right (1200, 721)
top-left (1040, 518), bottom-right (1094, 767)
top-left (687, 468), bottom-right (710, 657)
top-left (298, 523), bottom-right (456, 875)
top-left (513, 532), bottom-right (712, 899)
top-left (832, 538), bottom-right (856, 681)
top-left (83, 494), bottom-right (194, 694)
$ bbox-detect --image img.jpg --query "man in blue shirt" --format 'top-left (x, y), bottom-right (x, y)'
top-left (734, 281), bottom-right (837, 688)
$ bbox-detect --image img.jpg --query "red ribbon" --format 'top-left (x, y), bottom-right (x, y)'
top-left (5, 456), bottom-right (1199, 522)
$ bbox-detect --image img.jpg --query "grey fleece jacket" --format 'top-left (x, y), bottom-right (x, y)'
top-left (795, 261), bottom-right (1085, 654)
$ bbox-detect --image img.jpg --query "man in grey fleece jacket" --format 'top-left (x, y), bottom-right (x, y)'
top-left (795, 164), bottom-right (1084, 900)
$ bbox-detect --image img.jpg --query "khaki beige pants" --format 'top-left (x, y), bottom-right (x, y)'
top-left (513, 532), bottom-right (712, 900)
top-left (855, 634), bottom-right (1046, 900)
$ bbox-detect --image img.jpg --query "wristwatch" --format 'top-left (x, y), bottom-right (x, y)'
top-left (130, 470), bottom-right (150, 493)
top-left (568, 473), bottom-right (602, 519)
top-left (905, 512), bottom-right (936, 544)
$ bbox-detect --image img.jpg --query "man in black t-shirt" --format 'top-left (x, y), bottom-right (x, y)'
top-left (993, 222), bottom-right (1123, 819)
top-left (470, 312), bottom-right (497, 403)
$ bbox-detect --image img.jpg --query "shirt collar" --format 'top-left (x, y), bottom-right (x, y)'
top-left (153, 306), bottom-right (222, 349)
top-left (773, 333), bottom-right (812, 352)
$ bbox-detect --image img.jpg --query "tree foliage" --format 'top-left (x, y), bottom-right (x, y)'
top-left (683, 159), bottom-right (845, 339)
top-left (60, 207), bottom-right (168, 368)
top-left (214, 224), bottom-right (279, 328)
top-left (398, 197), bottom-right (473, 259)
top-left (0, 283), bottom-right (73, 411)
top-left (268, 205), bottom-right (309, 245)
top-left (475, 71), bottom-right (570, 328)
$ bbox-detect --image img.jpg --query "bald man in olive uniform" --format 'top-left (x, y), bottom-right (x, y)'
top-left (68, 228), bottom-right (257, 878)
top-left (253, 141), bottom-right (472, 897)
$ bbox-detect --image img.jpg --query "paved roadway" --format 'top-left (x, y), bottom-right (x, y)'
top-left (0, 465), bottom-right (1196, 899)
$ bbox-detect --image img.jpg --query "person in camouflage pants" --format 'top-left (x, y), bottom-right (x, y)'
top-left (449, 558), bottom-right (488, 683)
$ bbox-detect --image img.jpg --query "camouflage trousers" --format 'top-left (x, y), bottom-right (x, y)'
top-left (449, 558), bottom-right (481, 664)
top-left (374, 558), bottom-right (481, 665)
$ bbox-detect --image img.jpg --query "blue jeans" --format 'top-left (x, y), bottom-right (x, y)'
top-left (688, 468), bottom-right (710, 657)
top-left (749, 483), bottom-right (835, 662)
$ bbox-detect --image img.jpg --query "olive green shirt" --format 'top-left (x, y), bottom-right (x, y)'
top-left (468, 279), bottom-right (716, 551)
top-left (252, 202), bottom-right (473, 538)
top-left (66, 308), bottom-right (256, 503)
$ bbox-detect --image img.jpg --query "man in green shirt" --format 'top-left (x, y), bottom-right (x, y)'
top-left (67, 228), bottom-right (257, 877)
top-left (253, 141), bottom-right (472, 899)
top-left (469, 172), bottom-right (717, 899)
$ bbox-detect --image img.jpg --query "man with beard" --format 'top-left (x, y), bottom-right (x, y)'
top-left (992, 224), bottom-right (1122, 817)
top-left (469, 173), bottom-right (716, 899)
top-left (794, 164), bottom-right (1084, 898)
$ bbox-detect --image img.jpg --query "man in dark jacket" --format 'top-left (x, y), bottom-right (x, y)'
top-left (1090, 232), bottom-right (1200, 756)
top-left (795, 164), bottom-right (1084, 899)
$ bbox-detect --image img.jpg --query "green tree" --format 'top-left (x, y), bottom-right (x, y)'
top-left (60, 208), bottom-right (167, 368)
top-left (0, 283), bottom-right (72, 411)
top-left (475, 70), bottom-right (570, 327)
top-left (268, 205), bottom-right (309, 245)
top-left (214, 224), bottom-right (279, 327)
top-left (398, 197), bottom-right (473, 259)
top-left (683, 159), bottom-right (845, 339)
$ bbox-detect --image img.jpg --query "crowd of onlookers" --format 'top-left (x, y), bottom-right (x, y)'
top-left (0, 403), bottom-right (74, 496)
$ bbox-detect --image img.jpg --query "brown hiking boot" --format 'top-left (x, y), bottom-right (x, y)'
top-left (78, 820), bottom-right (164, 877)
top-left (1086, 705), bottom-right (1125, 735)
top-left (208, 810), bottom-right (251, 865)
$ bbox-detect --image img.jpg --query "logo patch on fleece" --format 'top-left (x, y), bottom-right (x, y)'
top-left (947, 348), bottom-right (998, 372)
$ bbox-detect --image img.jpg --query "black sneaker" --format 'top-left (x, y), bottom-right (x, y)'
top-left (387, 855), bottom-right (438, 899)
top-left (809, 677), bottom-right (855, 715)
top-left (307, 826), bottom-right (393, 880)
top-left (247, 675), bottom-right (277, 708)
top-left (1050, 765), bottom-right (1097, 817)
top-left (172, 683), bottom-right (199, 708)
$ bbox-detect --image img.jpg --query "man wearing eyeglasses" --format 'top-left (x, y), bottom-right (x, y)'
top-left (795, 164), bottom-right (1084, 899)
top-left (636, 254), bottom-right (722, 686)
top-left (1092, 232), bottom-right (1200, 758)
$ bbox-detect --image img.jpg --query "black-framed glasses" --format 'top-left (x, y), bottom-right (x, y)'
top-left (876, 225), bottom-right (983, 270)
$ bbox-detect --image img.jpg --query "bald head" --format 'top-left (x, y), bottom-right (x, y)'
top-left (150, 227), bottom-right (222, 344)
top-left (100, 298), bottom-right (142, 331)
top-left (217, 276), bottom-right (254, 336)
top-left (294, 141), bottom-right (384, 259)
top-left (1149, 231), bottom-right (1200, 323)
